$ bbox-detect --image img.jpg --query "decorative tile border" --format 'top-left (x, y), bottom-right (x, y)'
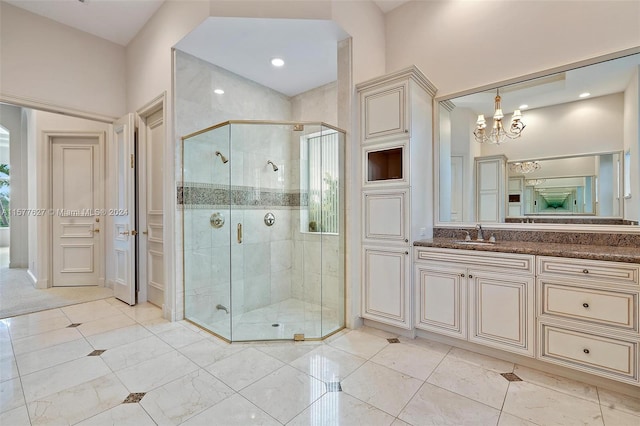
top-left (177, 182), bottom-right (307, 208)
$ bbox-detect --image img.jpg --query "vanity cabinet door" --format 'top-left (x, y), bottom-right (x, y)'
top-left (468, 271), bottom-right (535, 356)
top-left (362, 245), bottom-right (412, 329)
top-left (361, 80), bottom-right (409, 142)
top-left (362, 189), bottom-right (410, 245)
top-left (415, 264), bottom-right (467, 339)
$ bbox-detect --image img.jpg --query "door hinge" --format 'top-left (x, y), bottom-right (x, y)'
top-left (130, 154), bottom-right (134, 168)
top-left (131, 230), bottom-right (138, 236)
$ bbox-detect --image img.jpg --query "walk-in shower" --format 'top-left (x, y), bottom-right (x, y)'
top-left (181, 121), bottom-right (345, 342)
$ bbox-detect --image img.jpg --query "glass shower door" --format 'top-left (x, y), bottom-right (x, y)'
top-left (183, 124), bottom-right (232, 341)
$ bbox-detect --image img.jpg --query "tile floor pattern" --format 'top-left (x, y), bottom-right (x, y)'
top-left (1, 299), bottom-right (639, 425)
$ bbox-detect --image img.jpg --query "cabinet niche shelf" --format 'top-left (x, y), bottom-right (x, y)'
top-left (367, 148), bottom-right (403, 181)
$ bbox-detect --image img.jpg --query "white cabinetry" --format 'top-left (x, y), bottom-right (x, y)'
top-left (537, 256), bottom-right (640, 385)
top-left (415, 248), bottom-right (535, 356)
top-left (357, 67), bottom-right (436, 329)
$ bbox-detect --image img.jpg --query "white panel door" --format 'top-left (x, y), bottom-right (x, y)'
top-left (112, 114), bottom-right (136, 305)
top-left (415, 264), bottom-right (467, 339)
top-left (362, 246), bottom-right (411, 329)
top-left (363, 189), bottom-right (409, 244)
top-left (468, 271), bottom-right (534, 356)
top-left (450, 156), bottom-right (464, 222)
top-left (139, 107), bottom-right (165, 307)
top-left (362, 81), bottom-right (407, 141)
top-left (51, 138), bottom-right (101, 286)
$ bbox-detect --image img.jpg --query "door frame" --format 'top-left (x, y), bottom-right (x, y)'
top-left (136, 93), bottom-right (167, 309)
top-left (41, 131), bottom-right (106, 289)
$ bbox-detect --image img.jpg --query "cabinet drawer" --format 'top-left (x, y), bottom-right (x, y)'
top-left (539, 323), bottom-right (638, 383)
top-left (538, 256), bottom-right (639, 285)
top-left (539, 280), bottom-right (639, 332)
top-left (415, 247), bottom-right (534, 274)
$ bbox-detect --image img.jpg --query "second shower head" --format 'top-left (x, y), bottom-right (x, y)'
top-left (215, 151), bottom-right (229, 164)
top-left (267, 160), bottom-right (279, 172)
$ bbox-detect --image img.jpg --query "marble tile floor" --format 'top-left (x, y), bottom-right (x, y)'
top-left (1, 298), bottom-right (639, 425)
top-left (190, 298), bottom-right (341, 342)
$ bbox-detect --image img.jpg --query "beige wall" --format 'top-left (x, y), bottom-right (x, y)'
top-left (385, 0), bottom-right (640, 97)
top-left (0, 2), bottom-right (126, 119)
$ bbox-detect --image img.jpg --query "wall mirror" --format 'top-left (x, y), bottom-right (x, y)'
top-left (437, 49), bottom-right (640, 227)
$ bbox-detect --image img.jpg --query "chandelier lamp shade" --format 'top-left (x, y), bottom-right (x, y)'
top-left (509, 161), bottom-right (541, 174)
top-left (474, 88), bottom-right (526, 144)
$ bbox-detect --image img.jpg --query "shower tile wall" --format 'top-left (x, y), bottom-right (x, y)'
top-left (177, 49), bottom-right (343, 337)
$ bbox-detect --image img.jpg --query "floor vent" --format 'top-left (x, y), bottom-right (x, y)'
top-left (500, 372), bottom-right (523, 382)
top-left (87, 350), bottom-right (106, 356)
top-left (123, 393), bottom-right (146, 403)
top-left (387, 338), bottom-right (400, 343)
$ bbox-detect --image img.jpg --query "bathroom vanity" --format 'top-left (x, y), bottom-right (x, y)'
top-left (413, 239), bottom-right (640, 386)
top-left (357, 48), bottom-right (640, 393)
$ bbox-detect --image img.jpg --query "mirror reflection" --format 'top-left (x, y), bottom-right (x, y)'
top-left (507, 153), bottom-right (621, 217)
top-left (438, 52), bottom-right (640, 225)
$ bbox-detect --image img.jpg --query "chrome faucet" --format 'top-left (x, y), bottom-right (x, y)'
top-left (216, 304), bottom-right (229, 314)
top-left (475, 224), bottom-right (484, 241)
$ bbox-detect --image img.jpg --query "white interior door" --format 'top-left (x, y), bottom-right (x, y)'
top-left (51, 137), bottom-right (102, 286)
top-left (138, 106), bottom-right (165, 308)
top-left (450, 156), bottom-right (463, 222)
top-left (112, 114), bottom-right (137, 305)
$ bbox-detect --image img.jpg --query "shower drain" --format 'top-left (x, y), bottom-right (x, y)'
top-left (272, 323), bottom-right (280, 327)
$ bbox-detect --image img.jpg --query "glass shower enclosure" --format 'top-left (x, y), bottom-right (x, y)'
top-left (181, 121), bottom-right (345, 342)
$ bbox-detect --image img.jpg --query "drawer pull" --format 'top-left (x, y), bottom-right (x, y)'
top-left (583, 348), bottom-right (590, 354)
top-left (583, 269), bottom-right (589, 274)
top-left (582, 303), bottom-right (589, 308)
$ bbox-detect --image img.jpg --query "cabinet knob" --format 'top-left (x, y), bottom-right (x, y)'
top-left (460, 273), bottom-right (465, 278)
top-left (404, 129), bottom-right (409, 133)
top-left (582, 269), bottom-right (589, 274)
top-left (468, 274), bottom-right (473, 279)
top-left (405, 239), bottom-right (409, 243)
top-left (583, 348), bottom-right (590, 354)
top-left (405, 251), bottom-right (409, 255)
top-left (582, 303), bottom-right (589, 308)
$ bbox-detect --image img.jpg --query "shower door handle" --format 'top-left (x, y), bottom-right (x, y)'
top-left (237, 223), bottom-right (242, 244)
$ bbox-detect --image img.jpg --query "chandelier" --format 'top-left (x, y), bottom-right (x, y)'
top-left (526, 179), bottom-right (546, 186)
top-left (474, 88), bottom-right (525, 144)
top-left (509, 161), bottom-right (541, 174)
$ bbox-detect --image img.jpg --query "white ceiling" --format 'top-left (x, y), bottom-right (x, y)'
top-left (5, 0), bottom-right (165, 46)
top-left (175, 17), bottom-right (349, 97)
top-left (451, 53), bottom-right (640, 115)
top-left (6, 0), bottom-right (409, 48)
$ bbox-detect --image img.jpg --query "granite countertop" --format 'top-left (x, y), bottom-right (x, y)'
top-left (414, 238), bottom-right (640, 264)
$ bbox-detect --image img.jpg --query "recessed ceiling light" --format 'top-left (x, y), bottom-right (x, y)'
top-left (214, 89), bottom-right (225, 95)
top-left (579, 92), bottom-right (591, 98)
top-left (271, 58), bottom-right (285, 67)
top-left (519, 104), bottom-right (529, 110)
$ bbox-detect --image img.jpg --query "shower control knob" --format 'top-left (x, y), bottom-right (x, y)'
top-left (210, 212), bottom-right (225, 229)
top-left (264, 212), bottom-right (276, 227)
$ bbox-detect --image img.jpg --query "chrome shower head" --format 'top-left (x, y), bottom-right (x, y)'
top-left (215, 151), bottom-right (228, 164)
top-left (267, 160), bottom-right (279, 172)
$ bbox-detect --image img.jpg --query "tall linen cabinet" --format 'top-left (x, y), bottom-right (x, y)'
top-left (357, 67), bottom-right (436, 329)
